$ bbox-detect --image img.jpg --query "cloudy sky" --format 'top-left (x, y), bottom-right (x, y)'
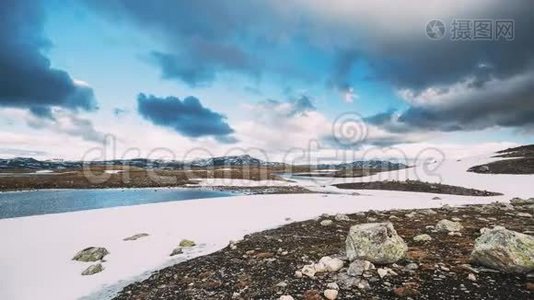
top-left (0, 0), bottom-right (533, 162)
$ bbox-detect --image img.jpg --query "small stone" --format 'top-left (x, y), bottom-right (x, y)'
top-left (170, 247), bottom-right (183, 256)
top-left (276, 281), bottom-right (288, 287)
top-left (72, 247), bottom-right (109, 262)
top-left (347, 259), bottom-right (374, 277)
top-left (123, 233), bottom-right (149, 241)
top-left (81, 263), bottom-right (104, 276)
top-left (467, 273), bottom-right (477, 281)
top-left (517, 212), bottom-right (532, 217)
top-left (294, 270), bottom-right (303, 278)
top-left (448, 231), bottom-right (462, 236)
top-left (327, 282), bottom-right (339, 290)
top-left (451, 217), bottom-right (462, 221)
top-left (301, 264), bottom-right (316, 278)
top-left (377, 268), bottom-right (388, 278)
top-left (355, 278), bottom-right (370, 290)
top-left (321, 220), bottom-right (334, 226)
top-left (335, 214), bottom-right (350, 221)
top-left (324, 289), bottom-right (338, 300)
top-left (413, 234), bottom-right (432, 242)
top-left (279, 296), bottom-right (295, 300)
top-left (317, 256), bottom-right (344, 272)
top-left (436, 219), bottom-right (463, 233)
top-left (405, 263), bottom-right (419, 270)
top-left (179, 239), bottom-right (196, 247)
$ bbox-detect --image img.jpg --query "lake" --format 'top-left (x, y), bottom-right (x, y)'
top-left (0, 188), bottom-right (236, 219)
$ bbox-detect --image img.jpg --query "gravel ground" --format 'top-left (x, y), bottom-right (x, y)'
top-left (115, 200), bottom-right (534, 299)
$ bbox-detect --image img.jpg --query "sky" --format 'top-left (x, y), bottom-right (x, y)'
top-left (0, 0), bottom-right (533, 163)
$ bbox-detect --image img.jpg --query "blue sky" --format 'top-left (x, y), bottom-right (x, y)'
top-left (0, 0), bottom-right (533, 160)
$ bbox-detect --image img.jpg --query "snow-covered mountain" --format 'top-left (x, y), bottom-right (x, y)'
top-left (0, 156), bottom-right (406, 170)
top-left (189, 154), bottom-right (283, 168)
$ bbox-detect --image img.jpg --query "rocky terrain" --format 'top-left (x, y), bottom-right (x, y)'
top-left (469, 144), bottom-right (534, 174)
top-left (114, 198), bottom-right (534, 300)
top-left (334, 180), bottom-right (502, 196)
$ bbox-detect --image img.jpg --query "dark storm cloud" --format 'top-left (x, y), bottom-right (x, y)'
top-left (0, 0), bottom-right (96, 113)
top-left (83, 0), bottom-right (270, 87)
top-left (137, 94), bottom-right (235, 138)
top-left (366, 69), bottom-right (534, 133)
top-left (83, 0), bottom-right (534, 134)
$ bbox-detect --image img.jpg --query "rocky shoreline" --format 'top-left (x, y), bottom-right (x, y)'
top-left (114, 198), bottom-right (533, 299)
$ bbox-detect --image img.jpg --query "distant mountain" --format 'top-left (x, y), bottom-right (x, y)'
top-left (0, 157), bottom-right (82, 170)
top-left (189, 154), bottom-right (284, 168)
top-left (0, 155), bottom-right (405, 171)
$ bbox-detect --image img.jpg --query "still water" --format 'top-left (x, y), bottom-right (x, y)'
top-left (0, 188), bottom-right (236, 219)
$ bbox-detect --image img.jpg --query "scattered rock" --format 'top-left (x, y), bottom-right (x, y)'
top-left (334, 214), bottom-right (350, 221)
top-left (413, 234), bottom-right (432, 242)
top-left (81, 263), bottom-right (104, 276)
top-left (377, 268), bottom-right (388, 278)
top-left (170, 247), bottom-right (183, 256)
top-left (405, 263), bottom-right (419, 270)
top-left (432, 196), bottom-right (442, 200)
top-left (123, 233), bottom-right (149, 241)
top-left (326, 282), bottom-right (339, 290)
top-left (179, 239), bottom-right (196, 247)
top-left (510, 198), bottom-right (534, 206)
top-left (294, 270), bottom-right (303, 278)
top-left (320, 220), bottom-right (334, 226)
top-left (355, 278), bottom-right (370, 290)
top-left (346, 222), bottom-right (407, 264)
top-left (324, 289), bottom-right (338, 300)
top-left (279, 295), bottom-right (295, 300)
top-left (467, 273), bottom-right (477, 281)
top-left (72, 247), bottom-right (109, 262)
top-left (517, 212), bottom-right (532, 218)
top-left (347, 259), bottom-right (374, 276)
top-left (471, 226), bottom-right (534, 273)
top-left (317, 256), bottom-right (344, 272)
top-left (436, 219), bottom-right (463, 232)
top-left (301, 264), bottom-right (317, 278)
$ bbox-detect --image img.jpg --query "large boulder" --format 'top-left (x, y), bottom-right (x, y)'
top-left (72, 247), bottom-right (109, 262)
top-left (471, 226), bottom-right (534, 273)
top-left (345, 222), bottom-right (407, 264)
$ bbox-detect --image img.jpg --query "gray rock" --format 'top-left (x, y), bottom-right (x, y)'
top-left (170, 247), bottom-right (183, 256)
top-left (471, 226), bottom-right (534, 273)
top-left (346, 222), bottom-right (407, 264)
top-left (413, 234), bottom-right (432, 242)
top-left (347, 259), bottom-right (374, 277)
top-left (123, 233), bottom-right (149, 241)
top-left (321, 219), bottom-right (334, 226)
top-left (510, 198), bottom-right (534, 206)
top-left (81, 263), bottom-right (104, 276)
top-left (436, 219), bottom-right (463, 232)
top-left (72, 247), bottom-right (109, 262)
top-left (179, 239), bottom-right (196, 247)
top-left (324, 289), bottom-right (338, 300)
top-left (335, 214), bottom-right (350, 221)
